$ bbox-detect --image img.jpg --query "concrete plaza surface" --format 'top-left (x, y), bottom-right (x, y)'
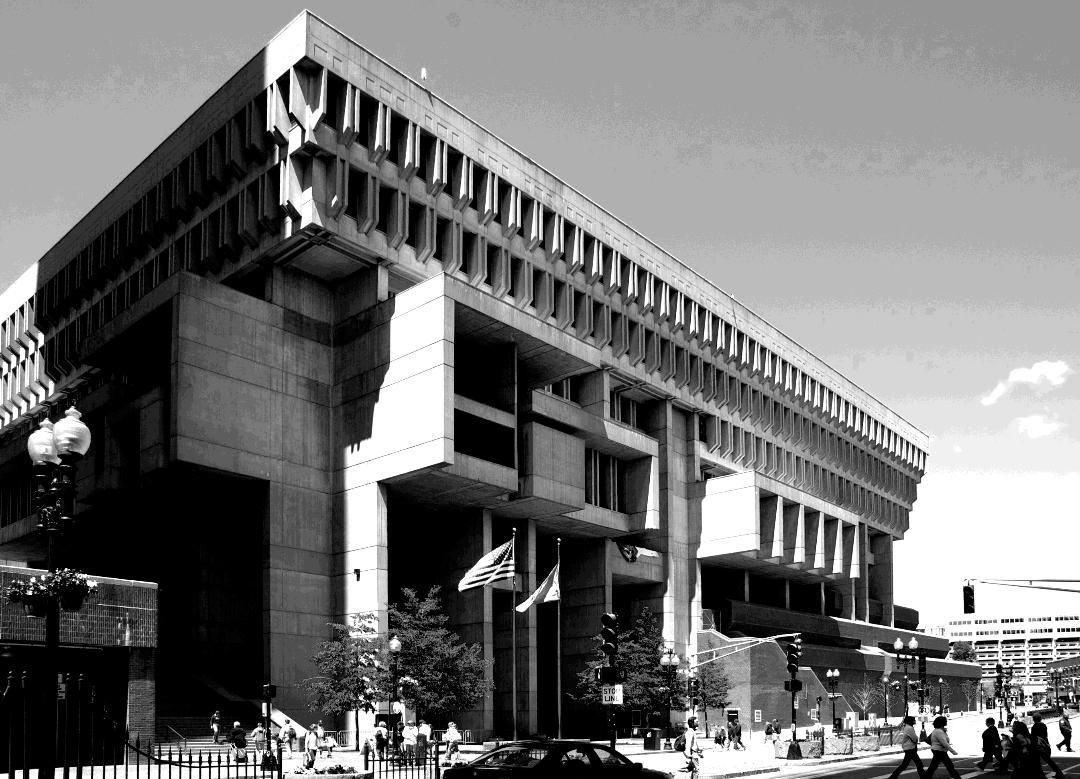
top-left (277, 710), bottom-right (1066, 778)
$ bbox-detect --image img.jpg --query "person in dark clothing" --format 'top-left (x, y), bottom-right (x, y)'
top-left (1030, 714), bottom-right (1065, 779)
top-left (1057, 712), bottom-right (1073, 752)
top-left (1010, 721), bottom-right (1045, 779)
top-left (887, 715), bottom-right (926, 779)
top-left (976, 717), bottom-right (1001, 771)
top-left (229, 721), bottom-right (248, 762)
top-left (730, 718), bottom-right (745, 750)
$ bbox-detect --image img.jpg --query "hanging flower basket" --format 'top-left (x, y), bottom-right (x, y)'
top-left (23, 596), bottom-right (48, 618)
top-left (51, 569), bottom-right (98, 612)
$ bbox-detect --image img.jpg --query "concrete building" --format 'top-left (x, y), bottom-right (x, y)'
top-left (934, 614), bottom-right (1080, 704)
top-left (0, 11), bottom-right (976, 739)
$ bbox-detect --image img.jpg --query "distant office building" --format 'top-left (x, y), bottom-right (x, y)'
top-left (0, 11), bottom-right (974, 738)
top-left (935, 614), bottom-right (1080, 703)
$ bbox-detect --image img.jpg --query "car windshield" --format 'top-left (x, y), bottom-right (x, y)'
top-left (473, 745), bottom-right (547, 768)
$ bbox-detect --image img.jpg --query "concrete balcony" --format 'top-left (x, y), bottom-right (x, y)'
top-left (0, 565), bottom-right (157, 648)
top-left (698, 471), bottom-right (861, 584)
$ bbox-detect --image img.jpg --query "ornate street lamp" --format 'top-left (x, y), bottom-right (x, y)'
top-left (826, 668), bottom-right (840, 733)
top-left (881, 673), bottom-right (891, 725)
top-left (388, 634), bottom-right (402, 726)
top-left (27, 407), bottom-right (92, 779)
top-left (937, 677), bottom-right (944, 715)
top-left (893, 637), bottom-right (918, 717)
top-left (659, 647), bottom-right (680, 749)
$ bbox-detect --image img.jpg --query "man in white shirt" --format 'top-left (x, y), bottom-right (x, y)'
top-left (683, 718), bottom-right (702, 778)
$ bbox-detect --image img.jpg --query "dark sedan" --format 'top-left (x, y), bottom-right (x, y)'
top-left (443, 740), bottom-right (672, 779)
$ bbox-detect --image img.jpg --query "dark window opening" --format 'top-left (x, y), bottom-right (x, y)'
top-left (356, 90), bottom-right (379, 148)
top-left (407, 201), bottom-right (425, 251)
top-left (376, 187), bottom-right (393, 234)
top-left (434, 216), bottom-right (453, 264)
top-left (454, 411), bottom-right (515, 469)
top-left (486, 244), bottom-right (500, 287)
top-left (447, 146), bottom-right (466, 203)
top-left (387, 111), bottom-right (407, 166)
top-left (324, 72), bottom-right (346, 133)
top-left (417, 129), bottom-right (436, 183)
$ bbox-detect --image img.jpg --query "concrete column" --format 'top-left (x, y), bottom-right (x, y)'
top-left (562, 538), bottom-right (611, 733)
top-left (869, 534), bottom-right (895, 627)
top-left (341, 481), bottom-right (389, 628)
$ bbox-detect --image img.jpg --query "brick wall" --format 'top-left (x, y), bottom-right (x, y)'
top-left (127, 647), bottom-right (156, 739)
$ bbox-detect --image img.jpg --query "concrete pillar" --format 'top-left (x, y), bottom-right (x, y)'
top-left (869, 534), bottom-right (895, 627)
top-left (562, 538), bottom-right (611, 732)
top-left (342, 481), bottom-right (390, 629)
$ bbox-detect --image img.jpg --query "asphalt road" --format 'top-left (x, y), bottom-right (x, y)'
top-left (773, 752), bottom-right (1080, 779)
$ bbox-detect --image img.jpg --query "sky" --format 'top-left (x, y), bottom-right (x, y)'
top-left (2, 0), bottom-right (1079, 626)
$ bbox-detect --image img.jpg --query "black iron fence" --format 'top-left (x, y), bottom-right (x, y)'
top-left (364, 741), bottom-right (447, 779)
top-left (1, 669), bottom-right (282, 779)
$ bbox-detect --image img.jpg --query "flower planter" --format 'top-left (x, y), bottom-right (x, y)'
top-left (23, 598), bottom-right (48, 618)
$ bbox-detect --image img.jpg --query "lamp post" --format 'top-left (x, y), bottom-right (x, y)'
top-left (937, 678), bottom-right (944, 715)
top-left (826, 669), bottom-right (840, 733)
top-left (27, 408), bottom-right (92, 779)
top-left (1049, 670), bottom-right (1062, 712)
top-left (893, 637), bottom-right (918, 716)
top-left (659, 648), bottom-right (679, 749)
top-left (388, 634), bottom-right (402, 734)
top-left (881, 673), bottom-right (891, 725)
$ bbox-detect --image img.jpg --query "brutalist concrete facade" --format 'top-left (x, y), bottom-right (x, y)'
top-left (0, 11), bottom-right (970, 739)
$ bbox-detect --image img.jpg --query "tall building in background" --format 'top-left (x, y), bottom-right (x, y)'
top-left (934, 613), bottom-right (1080, 705)
top-left (0, 12), bottom-right (976, 738)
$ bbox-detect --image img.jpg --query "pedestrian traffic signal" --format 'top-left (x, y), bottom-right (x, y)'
top-left (963, 583), bottom-right (975, 614)
top-left (262, 683), bottom-right (276, 699)
top-left (785, 638), bottom-right (802, 676)
top-left (600, 612), bottom-right (619, 661)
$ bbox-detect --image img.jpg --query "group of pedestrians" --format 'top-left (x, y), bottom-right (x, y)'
top-left (709, 716), bottom-right (745, 750)
top-left (372, 719), bottom-right (441, 763)
top-left (889, 712), bottom-right (1073, 779)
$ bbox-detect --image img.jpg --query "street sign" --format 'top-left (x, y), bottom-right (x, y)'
top-left (601, 684), bottom-right (624, 705)
top-left (754, 710), bottom-right (762, 723)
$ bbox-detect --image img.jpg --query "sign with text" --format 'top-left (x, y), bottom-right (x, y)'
top-left (754, 710), bottom-right (762, 723)
top-left (601, 684), bottom-right (623, 705)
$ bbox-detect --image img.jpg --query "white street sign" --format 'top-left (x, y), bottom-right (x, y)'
top-left (601, 684), bottom-right (624, 705)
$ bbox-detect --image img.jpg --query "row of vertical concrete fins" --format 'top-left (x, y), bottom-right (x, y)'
top-left (16, 18), bottom-right (925, 481)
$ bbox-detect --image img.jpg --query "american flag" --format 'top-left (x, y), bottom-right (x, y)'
top-left (457, 539), bottom-right (515, 592)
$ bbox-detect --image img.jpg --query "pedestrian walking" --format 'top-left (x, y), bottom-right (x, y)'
top-left (683, 718), bottom-right (703, 779)
top-left (402, 720), bottom-right (419, 765)
top-left (764, 719), bottom-right (775, 744)
top-left (284, 719), bottom-right (297, 754)
top-left (304, 723), bottom-right (319, 769)
top-left (1030, 714), bottom-right (1066, 778)
top-left (417, 719), bottom-right (431, 761)
top-left (887, 715), bottom-right (926, 779)
top-left (1009, 721), bottom-right (1046, 779)
top-left (924, 716), bottom-right (961, 779)
top-left (731, 717), bottom-right (745, 750)
top-left (975, 717), bottom-right (1001, 771)
top-left (374, 721), bottom-right (388, 760)
top-left (210, 710), bottom-right (222, 744)
top-left (251, 722), bottom-right (267, 752)
top-left (1057, 711), bottom-right (1073, 752)
top-left (229, 721), bottom-right (248, 763)
top-left (713, 722), bottom-right (726, 749)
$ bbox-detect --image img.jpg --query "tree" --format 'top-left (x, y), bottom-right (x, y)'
top-left (951, 641), bottom-right (976, 662)
top-left (389, 586), bottom-right (491, 722)
top-left (959, 679), bottom-right (981, 712)
top-left (301, 616), bottom-right (384, 735)
top-left (694, 652), bottom-right (732, 734)
top-left (846, 674), bottom-right (882, 721)
top-left (573, 606), bottom-right (683, 718)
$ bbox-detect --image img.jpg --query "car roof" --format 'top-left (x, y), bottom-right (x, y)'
top-left (492, 741), bottom-right (617, 748)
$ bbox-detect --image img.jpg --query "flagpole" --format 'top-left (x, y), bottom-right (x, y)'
top-left (556, 537), bottom-right (562, 738)
top-left (511, 527), bottom-right (518, 741)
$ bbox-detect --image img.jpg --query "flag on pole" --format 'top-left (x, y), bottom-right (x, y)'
top-left (515, 563), bottom-right (560, 612)
top-left (458, 539), bottom-right (515, 591)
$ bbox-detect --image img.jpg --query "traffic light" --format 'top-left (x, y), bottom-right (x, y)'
top-left (262, 683), bottom-right (276, 699)
top-left (963, 583), bottom-right (975, 614)
top-left (600, 612), bottom-right (619, 663)
top-left (785, 637), bottom-right (803, 676)
top-left (689, 678), bottom-right (701, 707)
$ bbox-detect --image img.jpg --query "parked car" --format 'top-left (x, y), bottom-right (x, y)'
top-left (443, 740), bottom-right (672, 779)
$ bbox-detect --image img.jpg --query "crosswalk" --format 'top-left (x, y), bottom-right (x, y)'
top-left (773, 752), bottom-right (1080, 779)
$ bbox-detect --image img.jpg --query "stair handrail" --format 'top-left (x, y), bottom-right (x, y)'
top-left (165, 724), bottom-right (187, 752)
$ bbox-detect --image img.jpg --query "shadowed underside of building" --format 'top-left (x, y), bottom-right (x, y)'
top-left (0, 11), bottom-right (975, 741)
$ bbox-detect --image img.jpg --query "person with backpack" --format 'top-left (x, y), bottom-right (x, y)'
top-left (887, 715), bottom-right (926, 779)
top-left (283, 719), bottom-right (297, 754)
top-left (764, 719), bottom-right (775, 744)
top-left (1030, 714), bottom-right (1065, 779)
top-left (731, 717), bottom-right (745, 750)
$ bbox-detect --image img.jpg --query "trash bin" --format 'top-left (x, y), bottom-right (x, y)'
top-left (643, 729), bottom-right (660, 750)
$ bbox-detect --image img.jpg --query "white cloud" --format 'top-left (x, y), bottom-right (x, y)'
top-left (981, 360), bottom-right (1071, 406)
top-left (1015, 414), bottom-right (1064, 439)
